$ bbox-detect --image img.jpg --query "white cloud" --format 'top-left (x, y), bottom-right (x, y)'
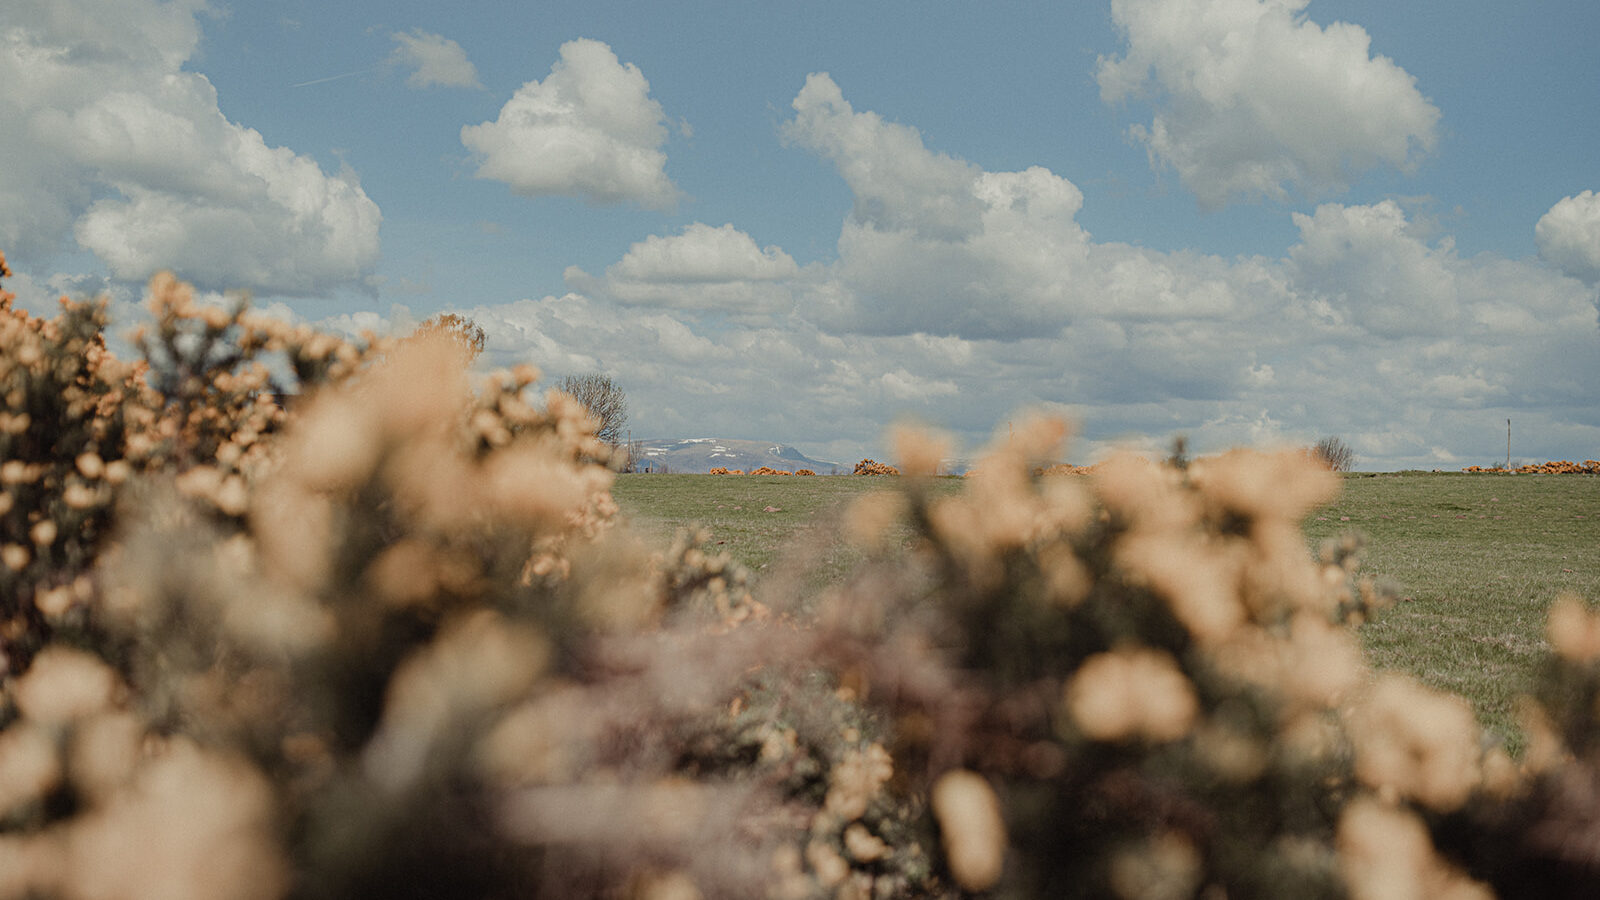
top-left (1288, 200), bottom-right (1599, 341)
top-left (879, 369), bottom-right (958, 401)
top-left (1097, 0), bottom-right (1440, 208)
top-left (354, 227), bottom-right (1599, 469)
top-left (607, 223), bottom-right (799, 284)
top-left (1536, 190), bottom-right (1600, 284)
top-left (389, 29), bottom-right (482, 90)
top-left (0, 0), bottom-right (382, 295)
top-left (783, 73), bottom-right (986, 241)
top-left (783, 75), bottom-right (1092, 337)
top-left (783, 74), bottom-right (1273, 340)
top-left (564, 223), bottom-right (801, 316)
top-left (461, 38), bottom-right (682, 210)
top-left (1287, 201), bottom-right (1459, 336)
top-left (504, 77), bottom-right (1597, 470)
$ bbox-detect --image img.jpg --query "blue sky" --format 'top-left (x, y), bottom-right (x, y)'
top-left (3, 0), bottom-right (1598, 469)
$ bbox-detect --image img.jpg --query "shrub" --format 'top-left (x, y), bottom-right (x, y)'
top-left (1, 257), bottom-right (154, 671)
top-left (822, 423), bottom-right (1425, 897)
top-left (5, 252), bottom-right (1600, 898)
top-left (1037, 463), bottom-right (1096, 476)
top-left (1465, 459), bottom-right (1600, 475)
top-left (412, 312), bottom-right (486, 360)
top-left (853, 459), bottom-right (900, 476)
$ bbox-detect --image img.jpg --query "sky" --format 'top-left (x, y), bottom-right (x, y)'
top-left (3, 0), bottom-right (1598, 470)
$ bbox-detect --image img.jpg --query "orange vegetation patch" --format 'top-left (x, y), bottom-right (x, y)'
top-left (795, 469), bottom-right (816, 476)
top-left (1463, 460), bottom-right (1600, 475)
top-left (853, 459), bottom-right (900, 476)
top-left (749, 466), bottom-right (793, 476)
top-left (1037, 463), bottom-right (1099, 476)
top-left (962, 462), bottom-right (1106, 478)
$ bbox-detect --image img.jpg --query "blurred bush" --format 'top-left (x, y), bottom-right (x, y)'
top-left (1, 253), bottom-right (1598, 898)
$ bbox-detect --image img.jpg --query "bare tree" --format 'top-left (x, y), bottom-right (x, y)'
top-left (621, 439), bottom-right (664, 473)
top-left (557, 374), bottom-right (628, 447)
top-left (1311, 436), bottom-right (1357, 472)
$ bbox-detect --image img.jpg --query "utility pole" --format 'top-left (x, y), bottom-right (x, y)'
top-left (1506, 419), bottom-right (1511, 470)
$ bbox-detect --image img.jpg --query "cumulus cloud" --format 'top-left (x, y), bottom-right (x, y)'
top-left (783, 73), bottom-right (987, 241)
top-left (1097, 0), bottom-right (1440, 208)
top-left (607, 223), bottom-right (799, 284)
top-left (1287, 201), bottom-right (1460, 336)
top-left (461, 38), bottom-right (682, 210)
top-left (1536, 190), bottom-right (1600, 284)
top-left (0, 0), bottom-right (382, 295)
top-left (352, 215), bottom-right (1600, 469)
top-left (508, 76), bottom-right (1597, 470)
top-left (782, 73), bottom-right (1274, 340)
top-left (389, 29), bottom-right (481, 89)
top-left (783, 74), bottom-right (1094, 337)
top-left (564, 223), bottom-right (801, 316)
top-left (1289, 200), bottom-right (1599, 340)
top-left (455, 293), bottom-right (1004, 462)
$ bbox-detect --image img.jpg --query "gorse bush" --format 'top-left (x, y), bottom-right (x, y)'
top-left (854, 459), bottom-right (900, 476)
top-left (2, 252), bottom-right (1600, 898)
top-left (1462, 460), bottom-right (1599, 474)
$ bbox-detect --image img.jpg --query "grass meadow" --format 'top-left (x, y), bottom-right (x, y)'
top-left (614, 470), bottom-right (1599, 751)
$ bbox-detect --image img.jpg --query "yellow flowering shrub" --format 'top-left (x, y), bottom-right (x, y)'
top-left (2, 250), bottom-right (1600, 898)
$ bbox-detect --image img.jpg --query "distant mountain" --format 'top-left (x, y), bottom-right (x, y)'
top-left (632, 438), bottom-right (843, 474)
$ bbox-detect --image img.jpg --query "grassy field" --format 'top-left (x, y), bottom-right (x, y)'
top-left (611, 470), bottom-right (1599, 749)
top-left (1303, 472), bottom-right (1599, 747)
top-left (610, 473), bottom-right (963, 598)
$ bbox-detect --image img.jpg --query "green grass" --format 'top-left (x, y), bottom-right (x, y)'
top-left (611, 473), bottom-right (888, 572)
top-left (613, 471), bottom-right (1600, 748)
top-left (1302, 472), bottom-right (1599, 747)
top-left (609, 474), bottom-right (960, 601)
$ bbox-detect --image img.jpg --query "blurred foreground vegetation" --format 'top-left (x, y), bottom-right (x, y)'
top-left (4, 251), bottom-right (1600, 898)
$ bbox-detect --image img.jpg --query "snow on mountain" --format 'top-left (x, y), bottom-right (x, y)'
top-left (631, 438), bottom-right (842, 474)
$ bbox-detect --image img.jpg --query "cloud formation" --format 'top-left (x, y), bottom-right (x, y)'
top-left (389, 29), bottom-right (482, 90)
top-left (564, 223), bottom-right (801, 315)
top-left (783, 74), bottom-right (1099, 338)
top-left (1536, 191), bottom-right (1600, 284)
top-left (1097, 0), bottom-right (1440, 208)
top-left (783, 73), bottom-right (987, 241)
top-left (461, 38), bottom-right (682, 210)
top-left (472, 75), bottom-right (1597, 470)
top-left (1287, 201), bottom-right (1460, 337)
top-left (0, 0), bottom-right (382, 295)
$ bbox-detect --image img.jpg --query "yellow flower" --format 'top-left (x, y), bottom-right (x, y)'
top-left (1065, 648), bottom-right (1199, 743)
top-left (1348, 675), bottom-right (1481, 812)
top-left (931, 769), bottom-right (1006, 892)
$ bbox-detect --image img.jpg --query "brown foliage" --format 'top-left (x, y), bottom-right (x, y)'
top-left (411, 312), bottom-right (486, 360)
top-left (6, 249), bottom-right (1600, 898)
top-left (852, 459), bottom-right (899, 476)
top-left (1464, 460), bottom-right (1600, 474)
